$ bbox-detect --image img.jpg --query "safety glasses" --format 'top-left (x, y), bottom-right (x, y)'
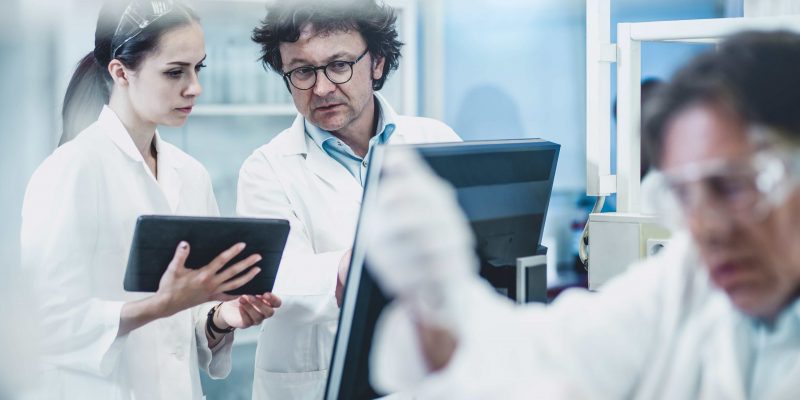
top-left (664, 149), bottom-right (799, 223)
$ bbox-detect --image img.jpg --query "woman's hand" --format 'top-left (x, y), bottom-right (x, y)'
top-left (216, 293), bottom-right (282, 329)
top-left (155, 241), bottom-right (262, 317)
top-left (118, 241), bottom-right (263, 338)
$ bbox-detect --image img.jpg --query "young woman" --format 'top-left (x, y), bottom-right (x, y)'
top-left (20, 1), bottom-right (280, 398)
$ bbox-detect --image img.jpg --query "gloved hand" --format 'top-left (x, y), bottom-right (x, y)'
top-left (361, 147), bottom-right (479, 301)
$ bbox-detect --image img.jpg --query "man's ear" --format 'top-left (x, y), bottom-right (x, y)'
top-left (108, 59), bottom-right (130, 87)
top-left (372, 55), bottom-right (385, 81)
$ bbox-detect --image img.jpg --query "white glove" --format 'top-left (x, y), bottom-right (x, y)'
top-left (362, 148), bottom-right (479, 300)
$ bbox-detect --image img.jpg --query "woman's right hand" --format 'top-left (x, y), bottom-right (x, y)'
top-left (155, 241), bottom-right (262, 318)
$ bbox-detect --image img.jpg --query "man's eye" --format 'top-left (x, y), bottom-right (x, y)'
top-left (293, 67), bottom-right (315, 78)
top-left (328, 61), bottom-right (349, 73)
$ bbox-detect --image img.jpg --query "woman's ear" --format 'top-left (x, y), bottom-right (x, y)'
top-left (108, 59), bottom-right (129, 87)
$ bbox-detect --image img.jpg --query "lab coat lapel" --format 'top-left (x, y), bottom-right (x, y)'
top-left (764, 304), bottom-right (800, 399)
top-left (154, 132), bottom-right (183, 213)
top-left (699, 302), bottom-right (750, 400)
top-left (100, 106), bottom-right (148, 164)
top-left (378, 92), bottom-right (407, 145)
top-left (99, 107), bottom-right (181, 213)
top-left (304, 135), bottom-right (363, 203)
top-left (771, 351), bottom-right (800, 399)
top-left (281, 114), bottom-right (362, 204)
top-left (386, 127), bottom-right (409, 145)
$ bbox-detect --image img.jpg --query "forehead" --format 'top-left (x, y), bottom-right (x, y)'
top-left (660, 102), bottom-right (754, 173)
top-left (146, 21), bottom-right (205, 64)
top-left (278, 24), bottom-right (366, 65)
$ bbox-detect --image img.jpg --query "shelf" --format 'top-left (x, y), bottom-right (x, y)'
top-left (626, 15), bottom-right (800, 43)
top-left (192, 104), bottom-right (297, 117)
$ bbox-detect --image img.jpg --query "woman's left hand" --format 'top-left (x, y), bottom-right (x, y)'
top-left (216, 293), bottom-right (282, 329)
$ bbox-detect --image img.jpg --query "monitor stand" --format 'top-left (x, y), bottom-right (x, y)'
top-left (479, 246), bottom-right (548, 304)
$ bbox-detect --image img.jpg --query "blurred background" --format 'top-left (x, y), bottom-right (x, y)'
top-left (0, 0), bottom-right (749, 398)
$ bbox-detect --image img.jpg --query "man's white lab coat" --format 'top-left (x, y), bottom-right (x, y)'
top-left (371, 232), bottom-right (800, 399)
top-left (237, 95), bottom-right (460, 399)
top-left (20, 106), bottom-right (233, 400)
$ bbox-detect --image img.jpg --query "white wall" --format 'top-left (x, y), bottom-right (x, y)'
top-left (745, 0), bottom-right (800, 16)
top-left (439, 0), bottom-right (722, 265)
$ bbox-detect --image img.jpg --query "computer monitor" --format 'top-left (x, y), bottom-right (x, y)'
top-left (325, 139), bottom-right (560, 400)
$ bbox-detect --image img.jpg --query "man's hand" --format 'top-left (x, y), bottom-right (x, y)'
top-left (416, 320), bottom-right (458, 372)
top-left (216, 293), bottom-right (282, 330)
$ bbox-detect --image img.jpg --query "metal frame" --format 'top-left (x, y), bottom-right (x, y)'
top-left (586, 0), bottom-right (800, 212)
top-left (585, 0), bottom-right (617, 197)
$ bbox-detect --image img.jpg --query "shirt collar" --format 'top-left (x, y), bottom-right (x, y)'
top-left (374, 92), bottom-right (397, 141)
top-left (790, 297), bottom-right (800, 321)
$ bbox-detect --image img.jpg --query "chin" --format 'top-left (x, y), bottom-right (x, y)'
top-left (729, 292), bottom-right (782, 319)
top-left (315, 121), bottom-right (344, 132)
top-left (159, 115), bottom-right (190, 128)
top-left (310, 113), bottom-right (348, 131)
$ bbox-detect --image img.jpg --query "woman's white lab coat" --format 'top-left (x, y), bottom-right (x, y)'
top-left (20, 106), bottom-right (234, 400)
top-left (372, 232), bottom-right (800, 399)
top-left (237, 96), bottom-right (460, 400)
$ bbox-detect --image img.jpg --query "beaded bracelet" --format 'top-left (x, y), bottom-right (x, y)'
top-left (206, 302), bottom-right (235, 340)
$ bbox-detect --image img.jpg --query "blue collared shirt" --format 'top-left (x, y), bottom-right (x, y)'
top-left (305, 96), bottom-right (396, 186)
top-left (746, 298), bottom-right (800, 398)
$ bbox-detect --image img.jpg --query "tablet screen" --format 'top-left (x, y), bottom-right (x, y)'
top-left (124, 215), bottom-right (289, 295)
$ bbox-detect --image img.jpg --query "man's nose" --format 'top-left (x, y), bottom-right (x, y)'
top-left (312, 69), bottom-right (337, 97)
top-left (687, 200), bottom-right (738, 247)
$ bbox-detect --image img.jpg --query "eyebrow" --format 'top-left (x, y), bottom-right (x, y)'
top-left (166, 54), bottom-right (207, 66)
top-left (285, 52), bottom-right (354, 69)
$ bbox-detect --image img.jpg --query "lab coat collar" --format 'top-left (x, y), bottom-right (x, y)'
top-left (275, 93), bottom-right (404, 201)
top-left (99, 105), bottom-right (184, 167)
top-left (281, 114), bottom-right (310, 156)
top-left (275, 113), bottom-right (361, 197)
top-left (98, 105), bottom-right (183, 211)
top-left (698, 298), bottom-right (751, 399)
top-left (280, 92), bottom-right (405, 157)
top-left (304, 134), bottom-right (363, 202)
top-left (156, 145), bottom-right (183, 212)
top-left (375, 92), bottom-right (405, 144)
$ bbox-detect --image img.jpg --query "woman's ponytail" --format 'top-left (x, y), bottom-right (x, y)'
top-left (59, 52), bottom-right (111, 146)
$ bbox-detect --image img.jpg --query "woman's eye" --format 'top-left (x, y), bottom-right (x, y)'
top-left (195, 63), bottom-right (207, 72)
top-left (166, 69), bottom-right (183, 78)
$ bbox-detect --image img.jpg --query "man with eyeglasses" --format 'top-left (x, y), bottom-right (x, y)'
top-left (361, 31), bottom-right (800, 399)
top-left (237, 0), bottom-right (460, 398)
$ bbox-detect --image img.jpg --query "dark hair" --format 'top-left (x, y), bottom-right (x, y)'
top-left (60, 0), bottom-right (199, 145)
top-left (612, 77), bottom-right (664, 176)
top-left (642, 30), bottom-right (800, 168)
top-left (251, 0), bottom-right (402, 91)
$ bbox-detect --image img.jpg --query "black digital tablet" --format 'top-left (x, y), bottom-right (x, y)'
top-left (124, 215), bottom-right (290, 296)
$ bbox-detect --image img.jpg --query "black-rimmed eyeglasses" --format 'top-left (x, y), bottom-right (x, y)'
top-left (282, 49), bottom-right (370, 91)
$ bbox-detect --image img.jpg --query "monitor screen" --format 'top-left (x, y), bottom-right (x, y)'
top-left (326, 139), bottom-right (560, 400)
